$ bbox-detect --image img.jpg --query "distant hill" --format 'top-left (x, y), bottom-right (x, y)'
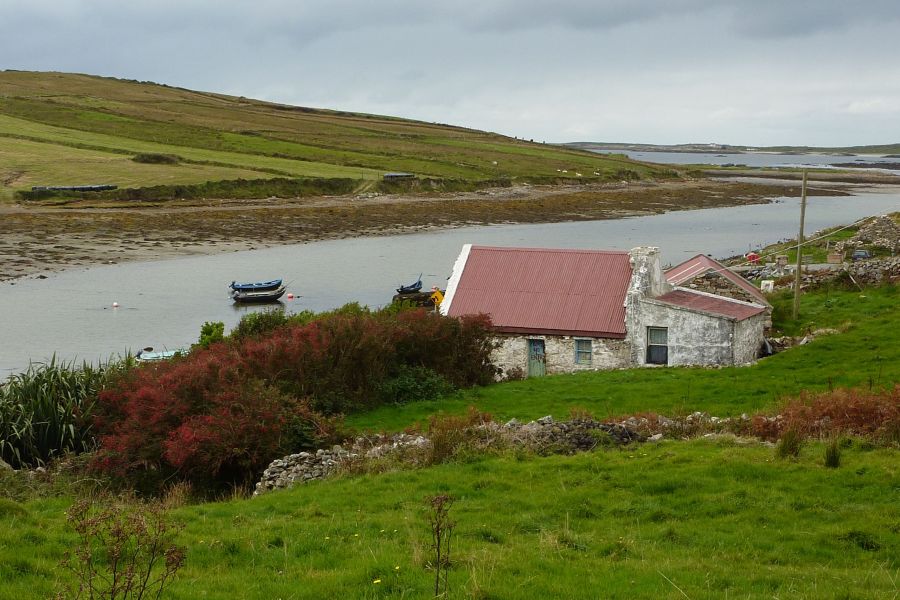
top-left (568, 141), bottom-right (900, 156)
top-left (0, 71), bottom-right (672, 201)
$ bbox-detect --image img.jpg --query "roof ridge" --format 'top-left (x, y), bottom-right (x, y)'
top-left (471, 245), bottom-right (629, 255)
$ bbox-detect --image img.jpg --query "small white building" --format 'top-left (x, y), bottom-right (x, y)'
top-left (440, 245), bottom-right (768, 378)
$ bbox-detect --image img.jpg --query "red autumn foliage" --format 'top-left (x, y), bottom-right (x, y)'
top-left (752, 385), bottom-right (900, 443)
top-left (92, 309), bottom-right (496, 489)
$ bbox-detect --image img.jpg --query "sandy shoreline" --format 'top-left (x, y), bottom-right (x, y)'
top-left (0, 177), bottom-right (875, 283)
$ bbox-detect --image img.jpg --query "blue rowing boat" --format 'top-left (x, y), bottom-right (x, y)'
top-left (230, 278), bottom-right (283, 292)
top-left (396, 274), bottom-right (423, 294)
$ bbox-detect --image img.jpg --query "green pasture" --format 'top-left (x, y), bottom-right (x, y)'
top-left (1, 439), bottom-right (897, 599)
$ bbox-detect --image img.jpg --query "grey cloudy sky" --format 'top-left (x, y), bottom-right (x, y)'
top-left (1, 0), bottom-right (898, 145)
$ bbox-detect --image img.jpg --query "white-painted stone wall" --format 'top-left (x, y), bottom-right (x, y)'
top-left (733, 313), bottom-right (766, 364)
top-left (629, 299), bottom-right (735, 366)
top-left (492, 334), bottom-right (631, 378)
top-left (627, 298), bottom-right (765, 367)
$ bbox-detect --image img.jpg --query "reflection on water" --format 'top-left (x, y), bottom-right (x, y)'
top-left (1, 191), bottom-right (899, 374)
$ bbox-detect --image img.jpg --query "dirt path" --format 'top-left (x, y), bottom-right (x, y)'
top-left (0, 178), bottom-right (856, 282)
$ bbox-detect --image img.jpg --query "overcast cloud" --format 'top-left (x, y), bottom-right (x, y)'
top-left (1, 0), bottom-right (898, 145)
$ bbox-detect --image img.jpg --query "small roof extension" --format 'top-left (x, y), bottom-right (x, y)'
top-left (653, 289), bottom-right (768, 321)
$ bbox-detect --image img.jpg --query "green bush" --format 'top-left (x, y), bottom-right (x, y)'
top-left (377, 365), bottom-right (456, 405)
top-left (231, 308), bottom-right (289, 340)
top-left (196, 321), bottom-right (225, 349)
top-left (132, 152), bottom-right (181, 164)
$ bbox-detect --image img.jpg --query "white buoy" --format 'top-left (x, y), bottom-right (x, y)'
top-left (112, 302), bottom-right (119, 308)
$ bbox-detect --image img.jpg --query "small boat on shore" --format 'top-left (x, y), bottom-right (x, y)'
top-left (231, 286), bottom-right (287, 303)
top-left (396, 274), bottom-right (423, 294)
top-left (230, 278), bottom-right (283, 292)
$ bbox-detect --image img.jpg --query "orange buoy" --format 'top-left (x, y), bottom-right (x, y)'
top-left (286, 293), bottom-right (294, 300)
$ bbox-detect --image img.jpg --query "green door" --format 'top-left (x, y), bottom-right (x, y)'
top-left (528, 339), bottom-right (546, 377)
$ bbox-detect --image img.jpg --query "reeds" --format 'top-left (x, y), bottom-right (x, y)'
top-left (0, 356), bottom-right (128, 468)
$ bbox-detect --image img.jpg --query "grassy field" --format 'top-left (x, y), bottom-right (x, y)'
top-left (347, 284), bottom-right (900, 432)
top-left (0, 71), bottom-right (673, 202)
top-left (1, 439), bottom-right (897, 599)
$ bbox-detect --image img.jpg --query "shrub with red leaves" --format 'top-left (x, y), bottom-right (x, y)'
top-left (753, 385), bottom-right (900, 443)
top-left (91, 308), bottom-right (496, 490)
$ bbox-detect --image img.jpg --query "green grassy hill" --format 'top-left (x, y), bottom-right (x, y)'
top-left (0, 71), bottom-right (670, 202)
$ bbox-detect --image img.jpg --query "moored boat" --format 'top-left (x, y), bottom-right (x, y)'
top-left (231, 286), bottom-right (287, 303)
top-left (230, 278), bottom-right (283, 292)
top-left (396, 274), bottom-right (423, 294)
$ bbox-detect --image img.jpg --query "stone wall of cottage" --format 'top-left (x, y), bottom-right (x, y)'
top-left (492, 334), bottom-right (631, 378)
top-left (628, 298), bottom-right (738, 367)
top-left (733, 313), bottom-right (766, 364)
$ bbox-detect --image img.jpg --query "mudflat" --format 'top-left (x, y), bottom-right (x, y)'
top-left (0, 178), bottom-right (848, 282)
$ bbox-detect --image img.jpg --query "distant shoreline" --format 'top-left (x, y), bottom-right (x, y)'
top-left (0, 177), bottom-right (857, 284)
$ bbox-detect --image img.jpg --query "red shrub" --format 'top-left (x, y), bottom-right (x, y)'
top-left (753, 385), bottom-right (900, 443)
top-left (92, 308), bottom-right (496, 490)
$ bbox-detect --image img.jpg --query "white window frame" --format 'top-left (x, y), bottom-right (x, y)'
top-left (646, 327), bottom-right (668, 365)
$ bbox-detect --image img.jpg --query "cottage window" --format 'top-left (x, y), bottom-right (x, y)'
top-left (574, 339), bottom-right (592, 365)
top-left (646, 327), bottom-right (668, 365)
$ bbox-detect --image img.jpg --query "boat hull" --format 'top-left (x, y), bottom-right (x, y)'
top-left (231, 286), bottom-right (287, 303)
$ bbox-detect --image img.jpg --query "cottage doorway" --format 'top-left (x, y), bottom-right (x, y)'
top-left (528, 339), bottom-right (546, 377)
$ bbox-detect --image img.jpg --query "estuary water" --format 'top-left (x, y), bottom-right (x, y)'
top-left (1, 189), bottom-right (899, 375)
top-left (588, 149), bottom-right (900, 172)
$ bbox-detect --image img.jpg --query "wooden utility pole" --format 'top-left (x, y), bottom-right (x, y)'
top-left (792, 170), bottom-right (808, 319)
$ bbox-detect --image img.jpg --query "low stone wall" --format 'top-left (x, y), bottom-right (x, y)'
top-left (835, 216), bottom-right (900, 253)
top-left (848, 256), bottom-right (900, 284)
top-left (254, 417), bottom-right (643, 495)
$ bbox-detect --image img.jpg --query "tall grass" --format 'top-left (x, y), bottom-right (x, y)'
top-left (0, 356), bottom-right (129, 469)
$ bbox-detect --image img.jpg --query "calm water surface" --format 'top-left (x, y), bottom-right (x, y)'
top-left (589, 149), bottom-right (900, 172)
top-left (2, 190), bottom-right (899, 374)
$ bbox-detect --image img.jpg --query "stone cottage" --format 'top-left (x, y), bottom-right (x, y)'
top-left (440, 245), bottom-right (768, 378)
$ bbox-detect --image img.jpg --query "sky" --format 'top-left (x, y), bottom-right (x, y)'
top-left (1, 0), bottom-right (899, 146)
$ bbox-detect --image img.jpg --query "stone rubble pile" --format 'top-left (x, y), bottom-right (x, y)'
top-left (253, 433), bottom-right (429, 496)
top-left (847, 256), bottom-right (900, 284)
top-left (494, 415), bottom-right (642, 452)
top-left (835, 216), bottom-right (900, 253)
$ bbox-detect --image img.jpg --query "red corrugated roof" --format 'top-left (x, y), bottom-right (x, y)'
top-left (446, 246), bottom-right (632, 337)
top-left (653, 289), bottom-right (767, 321)
top-left (665, 254), bottom-right (769, 306)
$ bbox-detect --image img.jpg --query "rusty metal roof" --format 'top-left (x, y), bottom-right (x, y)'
top-left (665, 254), bottom-right (770, 306)
top-left (653, 289), bottom-right (768, 321)
top-left (445, 246), bottom-right (632, 338)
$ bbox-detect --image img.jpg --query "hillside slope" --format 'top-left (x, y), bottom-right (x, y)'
top-left (0, 71), bottom-right (669, 200)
